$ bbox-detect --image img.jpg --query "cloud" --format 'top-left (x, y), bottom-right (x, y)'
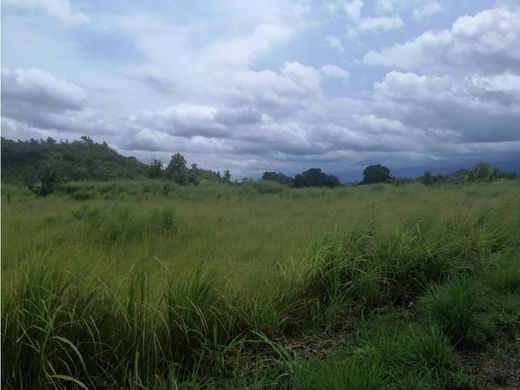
top-left (204, 24), bottom-right (293, 68)
top-left (3, 2), bottom-right (519, 179)
top-left (373, 71), bottom-right (520, 143)
top-left (1, 67), bottom-right (112, 135)
top-left (471, 73), bottom-right (520, 92)
top-left (322, 0), bottom-right (403, 43)
top-left (341, 0), bottom-right (403, 37)
top-left (358, 16), bottom-right (403, 32)
top-left (326, 35), bottom-right (345, 53)
top-left (1, 68), bottom-right (86, 112)
top-left (375, 0), bottom-right (446, 19)
top-left (2, 0), bottom-right (89, 25)
top-left (130, 104), bottom-right (229, 138)
top-left (320, 64), bottom-right (351, 81)
top-left (412, 1), bottom-right (445, 20)
top-left (117, 51), bottom-right (519, 177)
top-left (364, 6), bottom-right (520, 72)
top-left (117, 11), bottom-right (301, 99)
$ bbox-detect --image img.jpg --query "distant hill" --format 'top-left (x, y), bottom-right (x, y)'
top-left (1, 137), bottom-right (147, 184)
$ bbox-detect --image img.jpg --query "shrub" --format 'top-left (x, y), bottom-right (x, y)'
top-left (27, 165), bottom-right (60, 196)
top-left (419, 280), bottom-right (490, 347)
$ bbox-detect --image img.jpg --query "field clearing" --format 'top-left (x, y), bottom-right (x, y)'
top-left (2, 180), bottom-right (520, 388)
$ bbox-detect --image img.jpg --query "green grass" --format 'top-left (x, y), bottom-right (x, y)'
top-left (2, 180), bottom-right (520, 388)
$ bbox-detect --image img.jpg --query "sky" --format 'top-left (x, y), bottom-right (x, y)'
top-left (2, 0), bottom-right (520, 181)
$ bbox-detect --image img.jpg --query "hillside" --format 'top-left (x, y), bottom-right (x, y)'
top-left (1, 137), bottom-right (147, 183)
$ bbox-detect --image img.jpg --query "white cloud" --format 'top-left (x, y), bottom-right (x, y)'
top-left (471, 73), bottom-right (520, 92)
top-left (413, 1), bottom-right (445, 20)
top-left (358, 16), bottom-right (403, 32)
top-left (118, 7), bottom-right (304, 101)
top-left (344, 0), bottom-right (364, 21)
top-left (327, 0), bottom-right (403, 38)
top-left (320, 64), bottom-right (351, 81)
top-left (364, 6), bottom-right (520, 71)
top-left (204, 24), bottom-right (293, 68)
top-left (3, 0), bottom-right (89, 25)
top-left (375, 0), bottom-right (446, 19)
top-left (326, 35), bottom-right (345, 53)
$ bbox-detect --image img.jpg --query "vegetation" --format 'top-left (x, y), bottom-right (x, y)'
top-left (419, 161), bottom-right (518, 185)
top-left (293, 168), bottom-right (340, 188)
top-left (2, 179), bottom-right (520, 389)
top-left (27, 165), bottom-right (60, 197)
top-left (1, 136), bottom-right (147, 184)
top-left (361, 164), bottom-right (391, 184)
top-left (262, 171), bottom-right (294, 186)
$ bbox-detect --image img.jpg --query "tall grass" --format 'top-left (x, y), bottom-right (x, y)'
top-left (2, 180), bottom-right (520, 387)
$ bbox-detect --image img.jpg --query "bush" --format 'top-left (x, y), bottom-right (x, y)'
top-left (419, 280), bottom-right (490, 347)
top-left (27, 165), bottom-right (60, 196)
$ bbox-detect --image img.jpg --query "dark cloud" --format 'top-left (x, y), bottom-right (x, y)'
top-left (1, 67), bottom-right (113, 135)
top-left (2, 68), bottom-right (86, 112)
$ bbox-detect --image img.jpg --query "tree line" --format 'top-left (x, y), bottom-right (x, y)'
top-left (1, 137), bottom-right (518, 197)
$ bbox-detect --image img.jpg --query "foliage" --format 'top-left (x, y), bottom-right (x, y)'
top-left (293, 168), bottom-right (340, 188)
top-left (362, 164), bottom-right (391, 184)
top-left (1, 138), bottom-right (234, 187)
top-left (422, 171), bottom-right (434, 186)
top-left (27, 165), bottom-right (60, 197)
top-left (416, 161), bottom-right (518, 185)
top-left (147, 159), bottom-right (163, 179)
top-left (166, 153), bottom-right (192, 185)
top-left (1, 137), bottom-right (148, 183)
top-left (223, 170), bottom-right (232, 183)
top-left (262, 171), bottom-right (294, 186)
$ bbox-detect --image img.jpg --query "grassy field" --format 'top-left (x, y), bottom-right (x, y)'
top-left (2, 180), bottom-right (520, 389)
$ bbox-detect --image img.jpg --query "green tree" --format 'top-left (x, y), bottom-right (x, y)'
top-left (422, 171), bottom-right (433, 186)
top-left (469, 161), bottom-right (493, 182)
top-left (262, 171), bottom-right (294, 186)
top-left (148, 159), bottom-right (163, 179)
top-left (223, 170), bottom-right (232, 183)
top-left (362, 164), bottom-right (391, 184)
top-left (166, 153), bottom-right (189, 184)
top-left (28, 165), bottom-right (59, 196)
top-left (293, 168), bottom-right (340, 188)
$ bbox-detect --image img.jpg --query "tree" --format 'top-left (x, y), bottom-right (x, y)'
top-left (293, 168), bottom-right (340, 188)
top-left (28, 165), bottom-right (59, 196)
top-left (223, 170), bottom-right (231, 183)
top-left (80, 135), bottom-right (94, 145)
top-left (148, 159), bottom-right (163, 179)
top-left (362, 164), bottom-right (391, 184)
top-left (166, 153), bottom-right (189, 184)
top-left (422, 171), bottom-right (433, 186)
top-left (468, 161), bottom-right (493, 182)
top-left (262, 171), bottom-right (294, 186)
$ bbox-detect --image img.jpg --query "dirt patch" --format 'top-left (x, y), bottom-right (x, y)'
top-left (278, 330), bottom-right (347, 359)
top-left (458, 350), bottom-right (520, 389)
